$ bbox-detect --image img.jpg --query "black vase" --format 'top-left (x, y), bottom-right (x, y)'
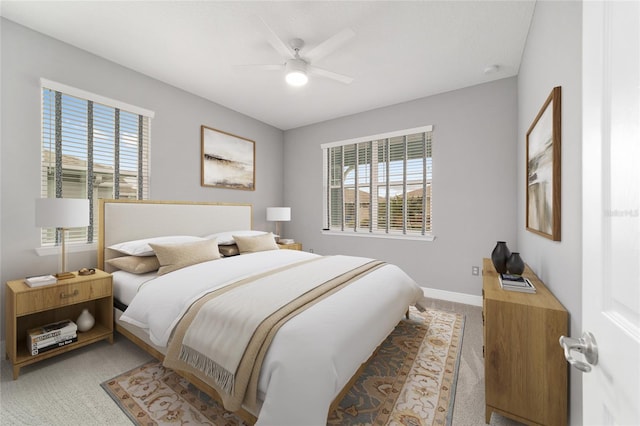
top-left (491, 241), bottom-right (511, 274)
top-left (506, 252), bottom-right (525, 275)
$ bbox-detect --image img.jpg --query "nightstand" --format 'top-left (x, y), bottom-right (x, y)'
top-left (5, 269), bottom-right (113, 379)
top-left (277, 242), bottom-right (302, 251)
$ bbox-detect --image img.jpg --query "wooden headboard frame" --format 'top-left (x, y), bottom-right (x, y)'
top-left (98, 199), bottom-right (253, 273)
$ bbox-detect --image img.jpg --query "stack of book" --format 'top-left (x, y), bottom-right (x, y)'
top-left (499, 273), bottom-right (536, 293)
top-left (27, 319), bottom-right (78, 356)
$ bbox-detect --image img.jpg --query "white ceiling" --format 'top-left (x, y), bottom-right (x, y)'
top-left (1, 1), bottom-right (535, 130)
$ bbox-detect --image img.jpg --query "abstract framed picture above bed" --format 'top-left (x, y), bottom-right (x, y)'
top-left (526, 86), bottom-right (561, 241)
top-left (201, 125), bottom-right (255, 190)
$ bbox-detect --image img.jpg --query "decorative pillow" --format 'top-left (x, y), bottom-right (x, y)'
top-left (109, 235), bottom-right (205, 256)
top-left (218, 244), bottom-right (240, 257)
top-left (106, 255), bottom-right (160, 274)
top-left (149, 238), bottom-right (221, 275)
top-left (203, 230), bottom-right (267, 245)
top-left (233, 233), bottom-right (279, 254)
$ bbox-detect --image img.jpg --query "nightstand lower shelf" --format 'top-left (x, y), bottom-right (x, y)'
top-left (12, 324), bottom-right (113, 379)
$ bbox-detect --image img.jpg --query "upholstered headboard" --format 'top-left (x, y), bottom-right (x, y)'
top-left (98, 199), bottom-right (253, 272)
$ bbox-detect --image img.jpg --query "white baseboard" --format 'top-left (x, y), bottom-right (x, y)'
top-left (422, 287), bottom-right (483, 307)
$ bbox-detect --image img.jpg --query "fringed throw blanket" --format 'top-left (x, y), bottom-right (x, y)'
top-left (164, 255), bottom-right (385, 414)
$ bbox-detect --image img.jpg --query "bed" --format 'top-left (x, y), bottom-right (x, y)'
top-left (98, 199), bottom-right (423, 425)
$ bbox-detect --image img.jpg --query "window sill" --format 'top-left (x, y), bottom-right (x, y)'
top-left (321, 230), bottom-right (435, 242)
top-left (35, 243), bottom-right (97, 257)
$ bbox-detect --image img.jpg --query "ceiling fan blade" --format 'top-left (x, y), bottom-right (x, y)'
top-left (258, 17), bottom-right (294, 59)
top-left (308, 65), bottom-right (354, 85)
top-left (306, 28), bottom-right (355, 62)
top-left (237, 64), bottom-right (284, 71)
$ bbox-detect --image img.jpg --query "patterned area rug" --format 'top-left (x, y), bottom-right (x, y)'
top-left (101, 307), bottom-right (464, 426)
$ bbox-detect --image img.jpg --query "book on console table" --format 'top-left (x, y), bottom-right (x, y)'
top-left (499, 273), bottom-right (536, 293)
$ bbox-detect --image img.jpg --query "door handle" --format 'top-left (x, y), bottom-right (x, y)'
top-left (559, 332), bottom-right (598, 372)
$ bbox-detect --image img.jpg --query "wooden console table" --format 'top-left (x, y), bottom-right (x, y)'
top-left (482, 258), bottom-right (568, 425)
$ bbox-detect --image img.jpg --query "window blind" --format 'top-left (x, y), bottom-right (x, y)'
top-left (323, 125), bottom-right (433, 238)
top-left (41, 83), bottom-right (152, 246)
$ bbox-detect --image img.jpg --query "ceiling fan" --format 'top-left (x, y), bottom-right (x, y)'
top-left (243, 18), bottom-right (356, 86)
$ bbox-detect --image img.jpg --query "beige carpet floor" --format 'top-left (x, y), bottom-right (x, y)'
top-left (0, 297), bottom-right (521, 425)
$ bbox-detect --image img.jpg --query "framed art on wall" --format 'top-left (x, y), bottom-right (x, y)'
top-left (201, 125), bottom-right (255, 190)
top-left (526, 86), bottom-right (561, 241)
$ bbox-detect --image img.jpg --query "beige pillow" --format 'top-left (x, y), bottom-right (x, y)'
top-left (218, 244), bottom-right (240, 257)
top-left (106, 255), bottom-right (160, 274)
top-left (150, 239), bottom-right (221, 275)
top-left (233, 233), bottom-right (279, 254)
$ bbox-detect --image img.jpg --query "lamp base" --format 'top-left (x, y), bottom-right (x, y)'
top-left (55, 271), bottom-right (75, 280)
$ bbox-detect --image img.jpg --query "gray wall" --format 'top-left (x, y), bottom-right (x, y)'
top-left (0, 19), bottom-right (284, 335)
top-left (283, 77), bottom-right (519, 296)
top-left (517, 2), bottom-right (582, 424)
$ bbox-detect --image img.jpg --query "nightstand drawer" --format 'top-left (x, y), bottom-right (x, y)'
top-left (15, 278), bottom-right (111, 316)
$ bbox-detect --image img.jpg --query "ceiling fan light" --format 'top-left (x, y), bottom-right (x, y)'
top-left (286, 70), bottom-right (308, 86)
top-left (285, 58), bottom-right (308, 86)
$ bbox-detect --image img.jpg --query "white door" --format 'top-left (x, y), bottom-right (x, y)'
top-left (580, 1), bottom-right (640, 424)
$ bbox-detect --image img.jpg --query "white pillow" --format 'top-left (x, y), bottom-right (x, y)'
top-left (203, 230), bottom-right (267, 245)
top-left (108, 235), bottom-right (205, 256)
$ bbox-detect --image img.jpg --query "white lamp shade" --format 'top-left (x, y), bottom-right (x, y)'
top-left (35, 198), bottom-right (90, 228)
top-left (266, 207), bottom-right (291, 222)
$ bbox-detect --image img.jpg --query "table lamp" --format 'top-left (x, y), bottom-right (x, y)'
top-left (266, 207), bottom-right (291, 241)
top-left (35, 198), bottom-right (90, 279)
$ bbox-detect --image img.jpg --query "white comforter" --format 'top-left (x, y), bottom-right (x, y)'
top-left (120, 250), bottom-right (423, 425)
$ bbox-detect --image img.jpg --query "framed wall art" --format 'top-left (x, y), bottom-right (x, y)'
top-left (201, 125), bottom-right (255, 190)
top-left (526, 86), bottom-right (561, 241)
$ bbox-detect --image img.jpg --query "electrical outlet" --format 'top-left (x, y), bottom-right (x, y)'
top-left (309, 248), bottom-right (314, 253)
top-left (472, 266), bottom-right (480, 276)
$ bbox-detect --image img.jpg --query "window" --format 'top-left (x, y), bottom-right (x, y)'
top-left (322, 125), bottom-right (433, 239)
top-left (40, 79), bottom-right (154, 246)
